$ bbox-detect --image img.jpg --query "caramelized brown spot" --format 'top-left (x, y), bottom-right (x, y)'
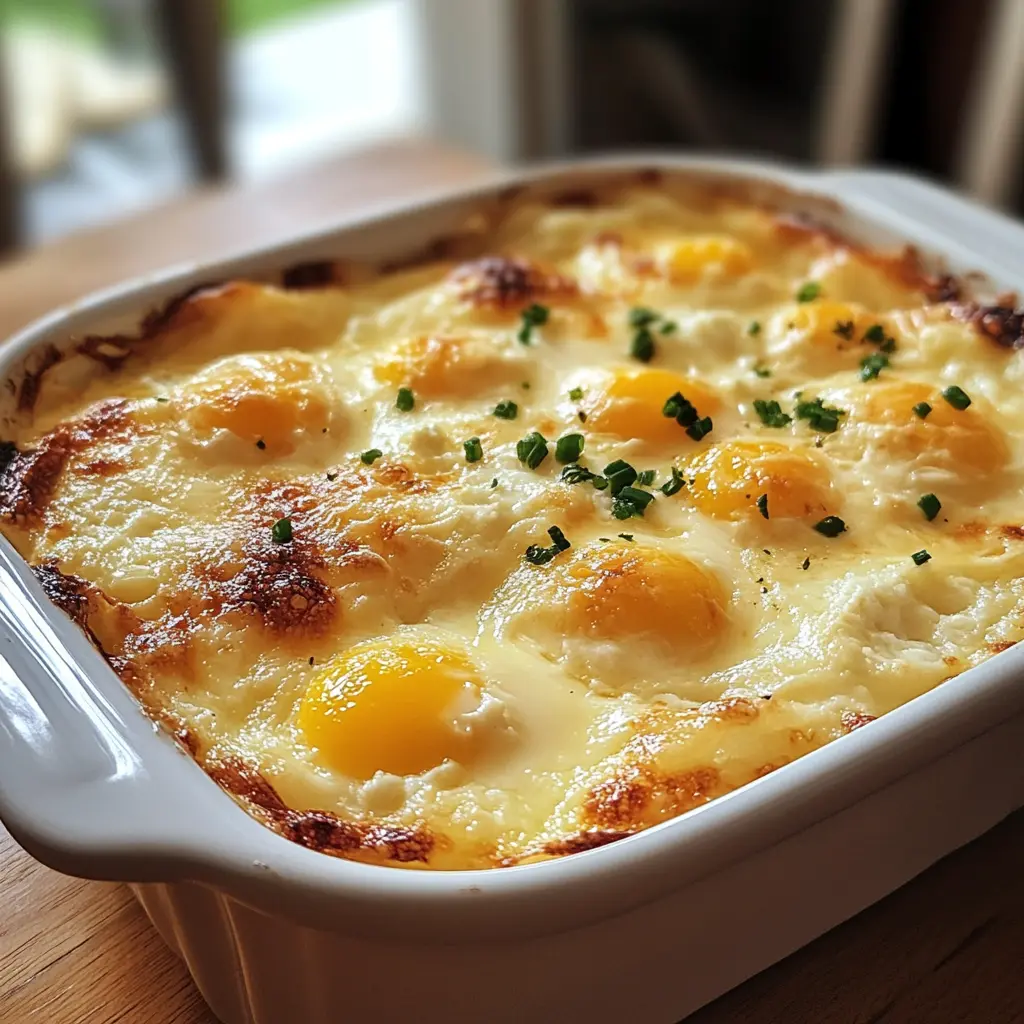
top-left (542, 829), bottom-right (635, 857)
top-left (958, 304), bottom-right (1024, 349)
top-left (943, 655), bottom-right (960, 667)
top-left (17, 345), bottom-right (62, 413)
top-left (1002, 525), bottom-right (1024, 541)
top-left (0, 399), bottom-right (132, 524)
top-left (927, 273), bottom-right (962, 303)
top-left (281, 260), bottom-right (337, 290)
top-left (841, 710), bottom-right (876, 733)
top-left (698, 696), bottom-right (760, 723)
top-left (584, 764), bottom-right (721, 829)
top-left (215, 544), bottom-right (338, 637)
top-left (139, 281), bottom-right (223, 337)
top-left (448, 255), bottom-right (576, 308)
top-left (210, 761), bottom-right (436, 864)
top-left (75, 458), bottom-right (126, 477)
top-left (585, 765), bottom-right (653, 829)
top-left (989, 640), bottom-right (1017, 654)
top-left (551, 188), bottom-right (599, 208)
top-left (32, 561), bottom-right (91, 630)
top-left (77, 335), bottom-right (132, 371)
top-left (206, 755), bottom-right (291, 815)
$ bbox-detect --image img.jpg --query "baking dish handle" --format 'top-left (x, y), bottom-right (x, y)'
top-left (0, 540), bottom-right (231, 880)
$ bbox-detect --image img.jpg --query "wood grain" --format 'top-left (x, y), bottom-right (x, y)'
top-left (2, 137), bottom-right (1023, 1024)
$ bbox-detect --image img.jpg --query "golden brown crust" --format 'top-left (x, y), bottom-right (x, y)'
top-left (207, 755), bottom-right (435, 864)
top-left (0, 398), bottom-right (133, 524)
top-left (17, 344), bottom-right (62, 413)
top-left (840, 710), bottom-right (877, 733)
top-left (584, 763), bottom-right (722, 830)
top-left (448, 256), bottom-right (577, 309)
top-left (32, 561), bottom-right (92, 631)
top-left (955, 303), bottom-right (1024, 349)
top-left (280, 260), bottom-right (339, 290)
top-left (988, 640), bottom-right (1018, 654)
top-left (541, 829), bottom-right (635, 857)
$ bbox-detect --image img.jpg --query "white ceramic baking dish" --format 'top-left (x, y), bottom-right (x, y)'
top-left (3, 157), bottom-right (1024, 1024)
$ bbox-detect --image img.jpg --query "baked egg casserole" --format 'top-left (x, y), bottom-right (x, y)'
top-left (4, 172), bottom-right (1024, 870)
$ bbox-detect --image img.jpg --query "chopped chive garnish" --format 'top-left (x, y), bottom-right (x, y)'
top-left (911, 549), bottom-right (932, 566)
top-left (686, 415), bottom-right (713, 442)
top-left (795, 396), bottom-right (845, 433)
top-left (833, 320), bottom-right (855, 340)
top-left (753, 398), bottom-right (792, 428)
top-left (813, 515), bottom-right (846, 538)
top-left (603, 459), bottom-right (638, 496)
top-left (756, 494), bottom-right (769, 519)
top-left (271, 517), bottom-right (293, 544)
top-left (662, 391), bottom-right (698, 426)
top-left (796, 281), bottom-right (821, 303)
top-left (863, 324), bottom-right (886, 344)
top-left (628, 307), bottom-right (659, 328)
top-left (660, 467), bottom-right (685, 496)
top-left (560, 463), bottom-right (608, 489)
top-left (326, 471), bottom-right (339, 482)
top-left (913, 402), bottom-right (932, 419)
top-left (548, 525), bottom-right (570, 550)
top-left (493, 400), bottom-right (518, 420)
top-left (360, 448), bottom-right (383, 465)
top-left (463, 437), bottom-right (484, 463)
top-left (396, 387), bottom-right (415, 412)
top-left (568, 386), bottom-right (584, 401)
top-left (801, 556), bottom-right (811, 570)
top-left (748, 320), bottom-right (762, 336)
top-left (659, 320), bottom-right (678, 335)
top-left (524, 525), bottom-right (571, 565)
top-left (918, 493), bottom-right (941, 521)
top-left (880, 336), bottom-right (897, 353)
top-left (618, 533), bottom-right (635, 541)
top-left (859, 352), bottom-right (889, 381)
top-left (942, 385), bottom-right (971, 410)
top-left (518, 303), bottom-right (549, 344)
top-left (555, 433), bottom-right (585, 464)
top-left (637, 469), bottom-right (656, 487)
top-left (490, 477), bottom-right (498, 489)
top-left (630, 327), bottom-right (656, 362)
top-left (516, 431), bottom-right (549, 470)
top-left (753, 363), bottom-right (772, 378)
top-left (255, 439), bottom-right (266, 450)
top-left (612, 486), bottom-right (655, 520)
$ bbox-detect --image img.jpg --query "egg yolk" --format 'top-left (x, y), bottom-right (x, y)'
top-left (561, 543), bottom-right (728, 657)
top-left (374, 335), bottom-right (515, 398)
top-left (659, 236), bottom-right (754, 280)
top-left (298, 637), bottom-right (481, 780)
top-left (183, 352), bottom-right (331, 455)
top-left (586, 369), bottom-right (720, 445)
top-left (688, 439), bottom-right (833, 521)
top-left (857, 380), bottom-right (1007, 473)
top-left (774, 301), bottom-right (881, 348)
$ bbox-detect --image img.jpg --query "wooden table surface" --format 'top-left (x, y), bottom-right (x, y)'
top-left (2, 138), bottom-right (1024, 1024)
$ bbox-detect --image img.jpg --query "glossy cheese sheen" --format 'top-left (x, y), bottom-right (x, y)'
top-left (6, 179), bottom-right (1024, 871)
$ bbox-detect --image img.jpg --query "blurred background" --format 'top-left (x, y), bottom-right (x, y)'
top-left (0, 0), bottom-right (1021, 258)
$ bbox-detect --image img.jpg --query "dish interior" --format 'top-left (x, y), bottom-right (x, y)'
top-left (4, 169), bottom-right (1024, 870)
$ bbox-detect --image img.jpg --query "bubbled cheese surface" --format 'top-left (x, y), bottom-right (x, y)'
top-left (6, 179), bottom-right (1024, 870)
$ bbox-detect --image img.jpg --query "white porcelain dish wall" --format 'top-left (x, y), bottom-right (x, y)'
top-left (2, 158), bottom-right (1024, 1024)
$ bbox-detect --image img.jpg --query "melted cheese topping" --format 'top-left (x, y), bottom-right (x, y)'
top-left (6, 179), bottom-right (1024, 871)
